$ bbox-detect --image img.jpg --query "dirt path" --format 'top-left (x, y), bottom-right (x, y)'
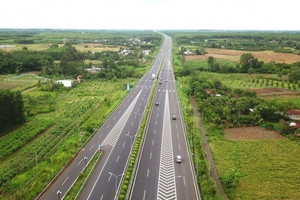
top-left (191, 96), bottom-right (228, 200)
top-left (22, 86), bottom-right (37, 94)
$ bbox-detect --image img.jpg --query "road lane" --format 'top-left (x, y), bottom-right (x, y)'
top-left (39, 37), bottom-right (168, 200)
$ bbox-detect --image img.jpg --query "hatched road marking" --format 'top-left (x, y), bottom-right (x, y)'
top-left (157, 91), bottom-right (177, 200)
top-left (102, 90), bottom-right (142, 147)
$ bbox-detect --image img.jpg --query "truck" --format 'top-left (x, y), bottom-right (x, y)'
top-left (151, 73), bottom-right (156, 80)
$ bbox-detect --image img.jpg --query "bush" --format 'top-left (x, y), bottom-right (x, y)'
top-left (221, 168), bottom-right (243, 189)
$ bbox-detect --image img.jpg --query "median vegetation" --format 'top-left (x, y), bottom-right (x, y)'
top-left (64, 151), bottom-right (102, 200)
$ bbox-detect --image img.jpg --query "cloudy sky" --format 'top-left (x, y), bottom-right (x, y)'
top-left (1, 0), bottom-right (299, 30)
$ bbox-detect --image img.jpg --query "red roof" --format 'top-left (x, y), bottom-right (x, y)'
top-left (286, 109), bottom-right (300, 115)
top-left (205, 88), bottom-right (212, 94)
top-left (290, 122), bottom-right (300, 129)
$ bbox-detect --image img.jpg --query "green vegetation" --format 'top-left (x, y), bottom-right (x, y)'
top-left (0, 90), bottom-right (25, 132)
top-left (207, 126), bottom-right (300, 199)
top-left (0, 30), bottom-right (162, 199)
top-left (0, 79), bottom-right (136, 199)
top-left (64, 152), bottom-right (102, 200)
top-left (176, 77), bottom-right (222, 199)
top-left (167, 31), bottom-right (300, 53)
top-left (171, 31), bottom-right (300, 199)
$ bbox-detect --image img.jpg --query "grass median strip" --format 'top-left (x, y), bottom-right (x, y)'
top-left (64, 151), bottom-right (102, 200)
top-left (118, 47), bottom-right (166, 200)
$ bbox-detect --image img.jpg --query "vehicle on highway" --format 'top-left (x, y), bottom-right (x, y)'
top-left (155, 102), bottom-right (159, 106)
top-left (152, 73), bottom-right (156, 80)
top-left (159, 81), bottom-right (162, 84)
top-left (172, 115), bottom-right (176, 120)
top-left (176, 155), bottom-right (182, 163)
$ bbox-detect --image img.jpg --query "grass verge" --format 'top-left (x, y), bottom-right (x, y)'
top-left (64, 151), bottom-right (102, 200)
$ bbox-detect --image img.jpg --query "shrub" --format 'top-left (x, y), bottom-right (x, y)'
top-left (221, 168), bottom-right (243, 189)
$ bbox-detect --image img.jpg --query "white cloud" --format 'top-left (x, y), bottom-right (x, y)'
top-left (0, 0), bottom-right (299, 30)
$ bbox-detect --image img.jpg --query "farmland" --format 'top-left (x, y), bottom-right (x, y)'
top-left (0, 78), bottom-right (138, 199)
top-left (185, 48), bottom-right (300, 64)
top-left (209, 125), bottom-right (300, 199)
top-left (0, 43), bottom-right (121, 52)
top-left (172, 31), bottom-right (300, 199)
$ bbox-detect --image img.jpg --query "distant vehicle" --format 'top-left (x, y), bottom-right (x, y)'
top-left (172, 115), bottom-right (176, 120)
top-left (160, 77), bottom-right (163, 80)
top-left (159, 81), bottom-right (162, 84)
top-left (176, 155), bottom-right (182, 163)
top-left (155, 102), bottom-right (159, 106)
top-left (151, 74), bottom-right (156, 80)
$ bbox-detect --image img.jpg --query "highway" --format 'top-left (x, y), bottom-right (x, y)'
top-left (39, 38), bottom-right (168, 200)
top-left (130, 35), bottom-right (200, 200)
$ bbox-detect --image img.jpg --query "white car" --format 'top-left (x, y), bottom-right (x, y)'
top-left (176, 155), bottom-right (182, 163)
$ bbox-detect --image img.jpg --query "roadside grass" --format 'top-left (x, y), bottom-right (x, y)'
top-left (206, 124), bottom-right (300, 199)
top-left (176, 76), bottom-right (222, 200)
top-left (64, 151), bottom-right (102, 200)
top-left (0, 79), bottom-right (138, 200)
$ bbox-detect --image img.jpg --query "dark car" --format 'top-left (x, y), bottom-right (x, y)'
top-left (155, 102), bottom-right (159, 106)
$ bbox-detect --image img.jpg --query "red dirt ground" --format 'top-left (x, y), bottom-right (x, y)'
top-left (224, 126), bottom-right (283, 141)
top-left (185, 48), bottom-right (300, 64)
top-left (247, 87), bottom-right (299, 98)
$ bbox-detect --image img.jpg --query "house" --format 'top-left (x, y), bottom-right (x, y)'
top-left (290, 122), bottom-right (300, 128)
top-left (85, 66), bottom-right (101, 73)
top-left (286, 109), bottom-right (300, 121)
top-left (142, 50), bottom-right (151, 55)
top-left (56, 80), bottom-right (73, 87)
top-left (183, 51), bottom-right (194, 55)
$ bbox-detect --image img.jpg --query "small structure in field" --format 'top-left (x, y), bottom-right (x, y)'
top-left (56, 80), bottom-right (73, 87)
top-left (289, 122), bottom-right (300, 129)
top-left (286, 109), bottom-right (300, 121)
top-left (77, 75), bottom-right (82, 83)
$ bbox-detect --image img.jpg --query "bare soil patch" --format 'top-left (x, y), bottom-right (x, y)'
top-left (185, 48), bottom-right (300, 64)
top-left (247, 87), bottom-right (299, 98)
top-left (224, 126), bottom-right (283, 141)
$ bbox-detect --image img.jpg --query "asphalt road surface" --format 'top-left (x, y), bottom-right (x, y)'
top-left (130, 34), bottom-right (200, 200)
top-left (39, 38), bottom-right (168, 200)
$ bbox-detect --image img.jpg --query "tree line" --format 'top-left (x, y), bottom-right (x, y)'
top-left (189, 74), bottom-right (294, 134)
top-left (0, 90), bottom-right (25, 133)
top-left (0, 42), bottom-right (152, 80)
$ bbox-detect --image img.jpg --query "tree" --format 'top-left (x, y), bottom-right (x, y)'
top-left (0, 90), bottom-right (25, 133)
top-left (288, 69), bottom-right (300, 82)
top-left (278, 119), bottom-right (293, 134)
top-left (239, 53), bottom-right (263, 73)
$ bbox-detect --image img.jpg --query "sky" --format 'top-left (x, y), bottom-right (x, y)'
top-left (1, 0), bottom-right (299, 30)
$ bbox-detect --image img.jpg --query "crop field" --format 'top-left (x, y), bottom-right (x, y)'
top-left (185, 48), bottom-right (300, 64)
top-left (224, 127), bottom-right (283, 140)
top-left (74, 43), bottom-right (120, 53)
top-left (208, 126), bottom-right (300, 199)
top-left (0, 79), bottom-right (137, 199)
top-left (0, 43), bottom-right (121, 52)
top-left (192, 72), bottom-right (300, 97)
top-left (248, 87), bottom-right (299, 98)
top-left (0, 74), bottom-right (43, 91)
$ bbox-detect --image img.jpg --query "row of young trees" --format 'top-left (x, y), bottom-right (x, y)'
top-left (0, 90), bottom-right (25, 133)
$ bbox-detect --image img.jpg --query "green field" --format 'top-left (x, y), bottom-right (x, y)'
top-left (207, 126), bottom-right (300, 199)
top-left (0, 79), bottom-right (137, 199)
top-left (0, 74), bottom-right (42, 91)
